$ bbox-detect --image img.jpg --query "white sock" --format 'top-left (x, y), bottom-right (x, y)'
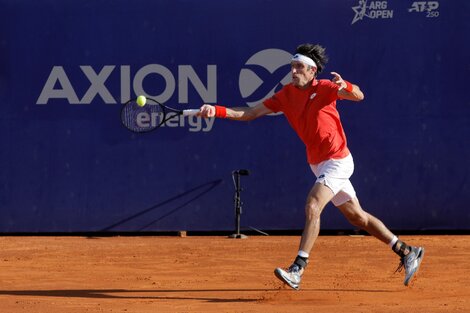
top-left (388, 235), bottom-right (398, 248)
top-left (298, 250), bottom-right (309, 258)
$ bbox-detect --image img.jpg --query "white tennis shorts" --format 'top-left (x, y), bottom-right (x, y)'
top-left (309, 153), bottom-right (357, 206)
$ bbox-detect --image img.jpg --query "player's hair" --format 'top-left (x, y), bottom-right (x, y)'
top-left (295, 44), bottom-right (328, 76)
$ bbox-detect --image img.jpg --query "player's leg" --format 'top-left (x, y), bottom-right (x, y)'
top-left (335, 197), bottom-right (394, 243)
top-left (274, 182), bottom-right (334, 290)
top-left (274, 154), bottom-right (356, 290)
top-left (336, 197), bottom-right (425, 286)
top-left (299, 182), bottom-right (334, 253)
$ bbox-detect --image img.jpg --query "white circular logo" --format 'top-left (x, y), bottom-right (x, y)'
top-left (239, 48), bottom-right (292, 110)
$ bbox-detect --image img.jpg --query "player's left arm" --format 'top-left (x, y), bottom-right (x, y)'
top-left (331, 72), bottom-right (364, 102)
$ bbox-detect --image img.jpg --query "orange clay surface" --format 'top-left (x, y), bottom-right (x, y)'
top-left (0, 235), bottom-right (469, 313)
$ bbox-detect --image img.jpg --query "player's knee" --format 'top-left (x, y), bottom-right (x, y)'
top-left (305, 200), bottom-right (321, 221)
top-left (347, 212), bottom-right (368, 228)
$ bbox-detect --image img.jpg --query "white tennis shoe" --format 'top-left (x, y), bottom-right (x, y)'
top-left (274, 264), bottom-right (303, 290)
top-left (396, 246), bottom-right (425, 286)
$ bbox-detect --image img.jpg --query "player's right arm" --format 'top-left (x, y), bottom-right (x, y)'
top-left (199, 102), bottom-right (273, 121)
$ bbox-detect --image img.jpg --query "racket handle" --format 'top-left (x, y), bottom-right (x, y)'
top-left (182, 109), bottom-right (200, 116)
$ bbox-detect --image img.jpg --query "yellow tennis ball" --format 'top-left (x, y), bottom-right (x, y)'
top-left (136, 95), bottom-right (147, 107)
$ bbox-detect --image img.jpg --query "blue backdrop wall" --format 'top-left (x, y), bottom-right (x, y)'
top-left (1, 0), bottom-right (469, 232)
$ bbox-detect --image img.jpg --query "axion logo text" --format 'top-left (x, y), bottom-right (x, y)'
top-left (37, 65), bottom-right (217, 105)
top-left (36, 48), bottom-right (293, 131)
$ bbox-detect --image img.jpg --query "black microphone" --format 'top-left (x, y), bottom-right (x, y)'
top-left (233, 169), bottom-right (250, 176)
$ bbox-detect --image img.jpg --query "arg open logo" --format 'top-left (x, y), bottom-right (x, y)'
top-left (239, 49), bottom-right (291, 109)
top-left (351, 1), bottom-right (394, 25)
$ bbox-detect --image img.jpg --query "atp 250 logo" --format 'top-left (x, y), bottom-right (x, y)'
top-left (408, 1), bottom-right (439, 18)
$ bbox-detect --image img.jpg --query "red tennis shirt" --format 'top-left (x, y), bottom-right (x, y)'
top-left (263, 79), bottom-right (350, 164)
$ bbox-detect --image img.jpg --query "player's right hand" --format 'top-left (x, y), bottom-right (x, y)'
top-left (198, 104), bottom-right (216, 118)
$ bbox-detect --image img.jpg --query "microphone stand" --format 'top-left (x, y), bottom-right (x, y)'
top-left (228, 170), bottom-right (249, 239)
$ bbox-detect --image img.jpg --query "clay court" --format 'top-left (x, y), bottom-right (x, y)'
top-left (1, 235), bottom-right (468, 312)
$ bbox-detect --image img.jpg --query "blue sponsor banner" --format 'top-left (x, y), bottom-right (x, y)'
top-left (0, 0), bottom-right (469, 232)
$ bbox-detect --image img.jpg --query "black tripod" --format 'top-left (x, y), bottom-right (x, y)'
top-left (228, 169), bottom-right (249, 239)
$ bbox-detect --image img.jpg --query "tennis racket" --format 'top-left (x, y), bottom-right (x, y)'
top-left (121, 97), bottom-right (199, 133)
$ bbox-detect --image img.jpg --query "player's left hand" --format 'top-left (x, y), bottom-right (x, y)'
top-left (331, 72), bottom-right (346, 89)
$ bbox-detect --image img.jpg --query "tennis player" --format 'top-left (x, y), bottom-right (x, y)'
top-left (198, 43), bottom-right (424, 290)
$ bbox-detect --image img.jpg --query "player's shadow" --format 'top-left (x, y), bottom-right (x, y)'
top-left (0, 289), bottom-right (261, 302)
top-left (99, 179), bottom-right (222, 232)
top-left (0, 287), bottom-right (397, 302)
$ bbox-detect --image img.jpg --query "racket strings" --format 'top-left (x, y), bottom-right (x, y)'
top-left (121, 101), bottom-right (165, 133)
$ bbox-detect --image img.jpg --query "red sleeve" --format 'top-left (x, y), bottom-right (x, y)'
top-left (318, 79), bottom-right (341, 102)
top-left (263, 85), bottom-right (287, 113)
